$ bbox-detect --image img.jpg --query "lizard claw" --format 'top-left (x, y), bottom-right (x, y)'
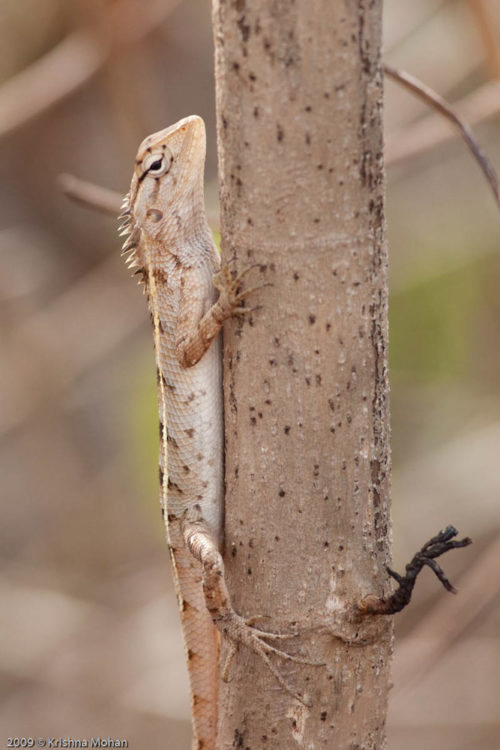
top-left (212, 262), bottom-right (268, 320)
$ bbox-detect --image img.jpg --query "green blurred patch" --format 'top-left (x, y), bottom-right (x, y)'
top-left (389, 256), bottom-right (487, 382)
top-left (212, 228), bottom-right (221, 251)
top-left (126, 349), bottom-right (159, 507)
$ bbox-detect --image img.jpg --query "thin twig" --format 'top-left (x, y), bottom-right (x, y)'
top-left (384, 64), bottom-right (500, 208)
top-left (358, 526), bottom-right (472, 616)
top-left (59, 174), bottom-right (122, 216)
top-left (59, 173), bottom-right (221, 230)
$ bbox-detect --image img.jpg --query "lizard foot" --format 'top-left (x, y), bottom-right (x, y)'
top-left (182, 512), bottom-right (322, 705)
top-left (217, 611), bottom-right (324, 706)
top-left (212, 261), bottom-right (270, 317)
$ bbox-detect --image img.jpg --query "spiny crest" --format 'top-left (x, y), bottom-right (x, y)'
top-left (118, 191), bottom-right (144, 285)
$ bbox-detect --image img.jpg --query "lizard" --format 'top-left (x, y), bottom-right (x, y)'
top-left (119, 115), bottom-right (310, 750)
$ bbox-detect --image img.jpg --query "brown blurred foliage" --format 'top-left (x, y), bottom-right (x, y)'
top-left (0, 1), bottom-right (499, 748)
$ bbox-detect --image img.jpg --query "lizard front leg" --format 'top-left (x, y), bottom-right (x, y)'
top-left (176, 261), bottom-right (264, 367)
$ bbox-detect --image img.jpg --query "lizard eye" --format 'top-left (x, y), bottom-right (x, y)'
top-left (142, 150), bottom-right (173, 177)
top-left (148, 158), bottom-right (164, 173)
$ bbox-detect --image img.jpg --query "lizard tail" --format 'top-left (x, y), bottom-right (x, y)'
top-left (169, 530), bottom-right (220, 750)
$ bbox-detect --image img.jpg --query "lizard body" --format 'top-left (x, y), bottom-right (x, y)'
top-left (120, 116), bottom-right (304, 749)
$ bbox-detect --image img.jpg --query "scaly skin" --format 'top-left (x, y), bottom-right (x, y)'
top-left (120, 116), bottom-right (306, 750)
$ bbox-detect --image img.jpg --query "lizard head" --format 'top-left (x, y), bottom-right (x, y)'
top-left (120, 115), bottom-right (207, 253)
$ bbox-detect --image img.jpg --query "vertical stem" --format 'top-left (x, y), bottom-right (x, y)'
top-left (212, 1), bottom-right (391, 746)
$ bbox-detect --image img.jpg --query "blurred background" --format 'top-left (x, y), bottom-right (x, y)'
top-left (0, 0), bottom-right (499, 747)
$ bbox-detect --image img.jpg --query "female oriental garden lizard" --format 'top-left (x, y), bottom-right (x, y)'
top-left (119, 116), bottom-right (308, 750)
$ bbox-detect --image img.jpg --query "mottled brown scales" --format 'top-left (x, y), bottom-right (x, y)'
top-left (121, 115), bottom-right (305, 750)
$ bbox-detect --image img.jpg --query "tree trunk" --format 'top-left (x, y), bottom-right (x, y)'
top-left (212, 1), bottom-right (392, 747)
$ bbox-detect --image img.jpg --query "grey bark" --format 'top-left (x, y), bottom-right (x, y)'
top-left (212, 1), bottom-right (392, 747)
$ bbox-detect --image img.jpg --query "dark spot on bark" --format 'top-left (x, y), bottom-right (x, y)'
top-left (284, 425), bottom-right (290, 434)
top-left (305, 106), bottom-right (312, 112)
top-left (232, 61), bottom-right (240, 71)
top-left (253, 106), bottom-right (259, 118)
top-left (320, 711), bottom-right (327, 721)
top-left (309, 314), bottom-right (316, 324)
top-left (237, 14), bottom-right (250, 43)
top-left (184, 428), bottom-right (195, 438)
top-left (316, 374), bottom-right (322, 385)
top-left (305, 377), bottom-right (311, 386)
top-left (277, 123), bottom-right (284, 141)
top-left (279, 489), bottom-right (285, 497)
top-left (317, 164), bottom-right (323, 170)
top-left (182, 465), bottom-right (190, 473)
top-left (293, 271), bottom-right (299, 281)
top-left (305, 132), bottom-right (311, 145)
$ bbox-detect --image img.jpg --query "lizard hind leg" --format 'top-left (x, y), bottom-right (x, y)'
top-left (181, 508), bottom-right (323, 706)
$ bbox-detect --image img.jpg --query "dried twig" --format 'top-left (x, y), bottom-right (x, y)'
top-left (358, 526), bottom-right (472, 616)
top-left (384, 64), bottom-right (500, 208)
top-left (393, 531), bottom-right (500, 690)
top-left (59, 174), bottom-right (122, 216)
top-left (0, 0), bottom-right (182, 140)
